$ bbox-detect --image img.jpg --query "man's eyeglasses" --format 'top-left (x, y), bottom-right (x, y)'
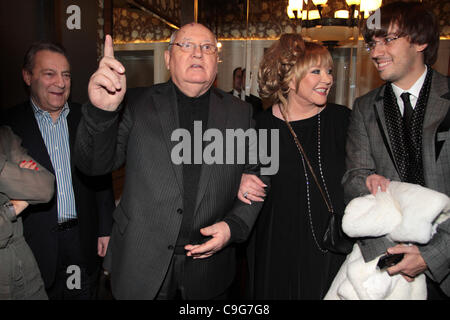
top-left (169, 42), bottom-right (218, 55)
top-left (365, 35), bottom-right (403, 52)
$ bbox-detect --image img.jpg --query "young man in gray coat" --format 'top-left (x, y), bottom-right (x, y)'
top-left (343, 1), bottom-right (449, 299)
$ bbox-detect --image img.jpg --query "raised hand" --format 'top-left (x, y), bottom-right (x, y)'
top-left (88, 34), bottom-right (126, 111)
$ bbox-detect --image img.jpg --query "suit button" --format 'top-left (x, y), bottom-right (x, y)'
top-left (168, 245), bottom-right (174, 250)
top-left (177, 208), bottom-right (183, 214)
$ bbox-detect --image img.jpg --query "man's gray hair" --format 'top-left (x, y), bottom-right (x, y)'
top-left (167, 29), bottom-right (179, 51)
top-left (167, 23), bottom-right (218, 52)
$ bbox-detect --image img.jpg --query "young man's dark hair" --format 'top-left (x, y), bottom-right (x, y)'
top-left (362, 1), bottom-right (440, 65)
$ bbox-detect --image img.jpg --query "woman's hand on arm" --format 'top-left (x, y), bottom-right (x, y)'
top-left (237, 173), bottom-right (267, 205)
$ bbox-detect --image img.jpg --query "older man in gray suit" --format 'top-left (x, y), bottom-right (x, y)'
top-left (343, 2), bottom-right (449, 299)
top-left (75, 23), bottom-right (263, 299)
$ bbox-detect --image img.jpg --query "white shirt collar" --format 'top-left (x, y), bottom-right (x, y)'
top-left (232, 88), bottom-right (246, 101)
top-left (391, 65), bottom-right (427, 110)
top-left (30, 98), bottom-right (69, 123)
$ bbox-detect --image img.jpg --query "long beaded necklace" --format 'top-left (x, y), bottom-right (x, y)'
top-left (279, 105), bottom-right (334, 254)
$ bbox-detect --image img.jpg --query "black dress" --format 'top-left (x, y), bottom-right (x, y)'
top-left (247, 103), bottom-right (350, 300)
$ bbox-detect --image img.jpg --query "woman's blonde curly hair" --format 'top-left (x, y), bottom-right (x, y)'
top-left (258, 34), bottom-right (333, 114)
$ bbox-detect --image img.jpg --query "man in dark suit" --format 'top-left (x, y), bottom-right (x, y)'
top-left (3, 42), bottom-right (114, 299)
top-left (75, 23), bottom-right (264, 299)
top-left (343, 2), bottom-right (449, 299)
top-left (229, 67), bottom-right (263, 119)
top-left (242, 68), bottom-right (263, 118)
top-left (230, 67), bottom-right (244, 98)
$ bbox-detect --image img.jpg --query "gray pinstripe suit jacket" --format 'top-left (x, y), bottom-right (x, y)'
top-left (343, 70), bottom-right (450, 295)
top-left (75, 81), bottom-right (263, 299)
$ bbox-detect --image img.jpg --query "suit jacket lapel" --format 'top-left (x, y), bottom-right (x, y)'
top-left (372, 85), bottom-right (402, 177)
top-left (152, 82), bottom-right (183, 194)
top-left (422, 71), bottom-right (450, 171)
top-left (374, 86), bottom-right (391, 148)
top-left (194, 88), bottom-right (228, 213)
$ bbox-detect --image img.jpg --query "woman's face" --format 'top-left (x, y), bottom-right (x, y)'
top-left (290, 64), bottom-right (333, 107)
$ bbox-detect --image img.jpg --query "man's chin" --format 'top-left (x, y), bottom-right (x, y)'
top-left (184, 78), bottom-right (214, 88)
top-left (185, 75), bottom-right (210, 83)
top-left (47, 101), bottom-right (66, 110)
top-left (377, 69), bottom-right (392, 82)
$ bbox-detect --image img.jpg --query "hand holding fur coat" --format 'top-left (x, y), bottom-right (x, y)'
top-left (325, 181), bottom-right (450, 300)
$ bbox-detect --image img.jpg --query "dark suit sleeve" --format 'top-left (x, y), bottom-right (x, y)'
top-left (95, 175), bottom-right (115, 237)
top-left (75, 100), bottom-right (132, 176)
top-left (222, 106), bottom-right (269, 243)
top-left (342, 97), bottom-right (376, 203)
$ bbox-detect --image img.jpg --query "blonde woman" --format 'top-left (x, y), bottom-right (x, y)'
top-left (240, 36), bottom-right (350, 299)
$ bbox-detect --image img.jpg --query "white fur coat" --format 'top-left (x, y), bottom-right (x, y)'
top-left (324, 182), bottom-right (450, 300)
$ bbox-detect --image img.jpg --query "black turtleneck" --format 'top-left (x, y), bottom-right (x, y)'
top-left (173, 83), bottom-right (210, 254)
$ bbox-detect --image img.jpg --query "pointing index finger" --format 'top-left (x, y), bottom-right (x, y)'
top-left (104, 34), bottom-right (114, 58)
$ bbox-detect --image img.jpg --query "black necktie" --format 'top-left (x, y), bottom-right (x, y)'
top-left (400, 92), bottom-right (413, 125)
